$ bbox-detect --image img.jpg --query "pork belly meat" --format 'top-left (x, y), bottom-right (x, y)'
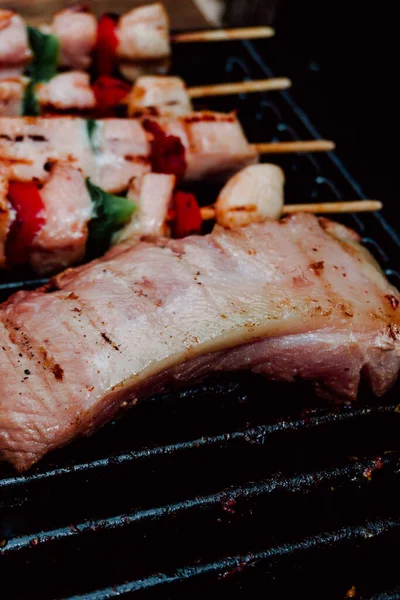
top-left (0, 214), bottom-right (399, 470)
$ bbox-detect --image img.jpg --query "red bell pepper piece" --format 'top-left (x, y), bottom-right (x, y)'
top-left (172, 191), bottom-right (202, 238)
top-left (95, 14), bottom-right (119, 77)
top-left (143, 119), bottom-right (187, 180)
top-left (6, 181), bottom-right (46, 266)
top-left (92, 76), bottom-right (131, 117)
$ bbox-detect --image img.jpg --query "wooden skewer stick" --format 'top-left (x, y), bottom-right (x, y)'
top-left (254, 140), bottom-right (336, 154)
top-left (282, 200), bottom-right (383, 214)
top-left (171, 26), bottom-right (275, 43)
top-left (199, 200), bottom-right (382, 221)
top-left (188, 78), bottom-right (291, 99)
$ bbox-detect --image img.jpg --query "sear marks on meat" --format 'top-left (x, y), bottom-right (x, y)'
top-left (0, 213), bottom-right (399, 470)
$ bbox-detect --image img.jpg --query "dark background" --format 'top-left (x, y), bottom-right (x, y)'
top-left (224, 0), bottom-right (399, 233)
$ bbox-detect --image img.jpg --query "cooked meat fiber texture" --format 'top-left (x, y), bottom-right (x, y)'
top-left (0, 214), bottom-right (399, 470)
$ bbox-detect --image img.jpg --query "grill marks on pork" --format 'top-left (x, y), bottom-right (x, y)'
top-left (0, 214), bottom-right (399, 470)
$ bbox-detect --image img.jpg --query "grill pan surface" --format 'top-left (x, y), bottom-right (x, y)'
top-left (0, 38), bottom-right (400, 599)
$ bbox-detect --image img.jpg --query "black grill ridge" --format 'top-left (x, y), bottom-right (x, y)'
top-left (1, 39), bottom-right (400, 599)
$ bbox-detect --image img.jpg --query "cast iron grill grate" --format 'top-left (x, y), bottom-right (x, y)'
top-left (0, 39), bottom-right (399, 599)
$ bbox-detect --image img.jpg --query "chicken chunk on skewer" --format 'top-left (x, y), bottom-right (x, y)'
top-left (47, 6), bottom-right (97, 71)
top-left (214, 164), bottom-right (285, 228)
top-left (36, 71), bottom-right (96, 113)
top-left (29, 162), bottom-right (93, 275)
top-left (0, 161), bottom-right (94, 274)
top-left (126, 76), bottom-right (193, 117)
top-left (116, 4), bottom-right (170, 63)
top-left (0, 10), bottom-right (32, 80)
top-left (0, 72), bottom-right (96, 117)
top-left (115, 173), bottom-right (175, 243)
top-left (0, 77), bottom-right (25, 116)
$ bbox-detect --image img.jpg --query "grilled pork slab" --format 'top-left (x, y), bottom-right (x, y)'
top-left (0, 214), bottom-right (399, 470)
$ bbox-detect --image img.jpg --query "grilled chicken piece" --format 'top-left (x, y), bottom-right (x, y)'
top-left (154, 111), bottom-right (259, 180)
top-left (0, 116), bottom-right (96, 183)
top-left (49, 7), bottom-right (97, 70)
top-left (0, 77), bottom-right (25, 116)
top-left (116, 172), bottom-right (175, 243)
top-left (92, 119), bottom-right (151, 193)
top-left (116, 3), bottom-right (170, 63)
top-left (0, 213), bottom-right (399, 471)
top-left (0, 10), bottom-right (32, 74)
top-left (0, 116), bottom-right (149, 193)
top-left (0, 73), bottom-right (95, 116)
top-left (29, 162), bottom-right (92, 275)
top-left (127, 76), bottom-right (192, 117)
top-left (0, 162), bottom-right (11, 267)
top-left (215, 164), bottom-right (285, 228)
top-left (36, 72), bottom-right (96, 113)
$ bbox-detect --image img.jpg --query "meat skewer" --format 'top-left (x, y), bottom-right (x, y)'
top-left (0, 158), bottom-right (381, 277)
top-left (0, 4), bottom-right (275, 82)
top-left (125, 75), bottom-right (292, 117)
top-left (0, 74), bottom-right (291, 118)
top-left (0, 113), bottom-right (334, 194)
top-left (199, 164), bottom-right (383, 228)
top-left (0, 213), bottom-right (398, 471)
